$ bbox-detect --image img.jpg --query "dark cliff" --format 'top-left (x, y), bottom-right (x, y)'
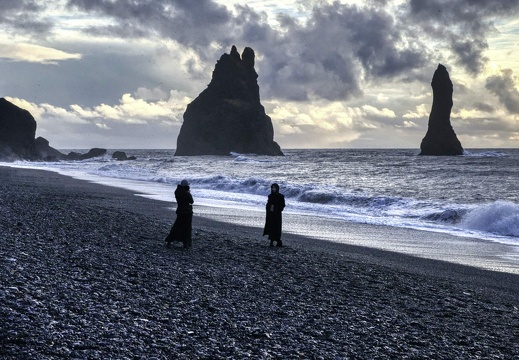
top-left (419, 64), bottom-right (463, 156)
top-left (0, 98), bottom-right (39, 160)
top-left (0, 98), bottom-right (106, 161)
top-left (175, 46), bottom-right (283, 156)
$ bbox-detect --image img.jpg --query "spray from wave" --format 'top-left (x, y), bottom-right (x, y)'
top-left (459, 201), bottom-right (519, 237)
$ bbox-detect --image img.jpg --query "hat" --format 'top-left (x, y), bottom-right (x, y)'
top-left (180, 179), bottom-right (189, 187)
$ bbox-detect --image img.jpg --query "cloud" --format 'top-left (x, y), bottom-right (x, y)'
top-left (0, 0), bottom-right (54, 36)
top-left (407, 0), bottom-right (519, 74)
top-left (403, 104), bottom-right (429, 119)
top-left (6, 96), bottom-right (89, 125)
top-left (267, 99), bottom-right (397, 144)
top-left (473, 101), bottom-right (495, 114)
top-left (485, 69), bottom-right (519, 114)
top-left (66, 0), bottom-right (519, 103)
top-left (256, 2), bottom-right (431, 101)
top-left (66, 0), bottom-right (233, 53)
top-left (0, 42), bottom-right (81, 64)
top-left (69, 91), bottom-right (191, 124)
top-left (400, 120), bottom-right (419, 128)
top-left (5, 90), bottom-right (191, 148)
top-left (95, 123), bottom-right (111, 130)
top-left (59, 0), bottom-right (519, 104)
top-left (61, 1), bottom-right (430, 102)
top-left (361, 105), bottom-right (396, 118)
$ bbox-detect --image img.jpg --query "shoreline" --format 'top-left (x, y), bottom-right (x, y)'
top-left (194, 202), bottom-right (519, 275)
top-left (1, 166), bottom-right (518, 358)
top-left (3, 165), bottom-right (519, 287)
top-left (4, 162), bottom-right (519, 275)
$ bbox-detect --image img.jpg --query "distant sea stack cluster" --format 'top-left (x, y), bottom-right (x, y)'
top-left (175, 46), bottom-right (283, 156)
top-left (419, 64), bottom-right (464, 156)
top-left (0, 98), bottom-right (134, 162)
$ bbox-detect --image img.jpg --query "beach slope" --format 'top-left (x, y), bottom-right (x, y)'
top-left (1, 167), bottom-right (518, 358)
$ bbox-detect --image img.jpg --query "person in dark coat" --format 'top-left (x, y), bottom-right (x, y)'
top-left (165, 179), bottom-right (194, 248)
top-left (263, 183), bottom-right (285, 247)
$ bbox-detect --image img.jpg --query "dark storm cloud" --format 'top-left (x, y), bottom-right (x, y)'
top-left (63, 0), bottom-right (430, 101)
top-left (66, 0), bottom-right (233, 60)
top-left (258, 3), bottom-right (428, 100)
top-left (407, 0), bottom-right (519, 74)
top-left (0, 0), bottom-right (53, 35)
top-left (313, 3), bottom-right (426, 79)
top-left (485, 69), bottom-right (519, 114)
top-left (473, 101), bottom-right (495, 114)
top-left (63, 0), bottom-right (519, 102)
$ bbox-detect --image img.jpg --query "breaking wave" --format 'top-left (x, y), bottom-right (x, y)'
top-left (459, 201), bottom-right (519, 237)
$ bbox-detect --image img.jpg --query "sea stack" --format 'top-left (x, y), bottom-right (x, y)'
top-left (175, 45), bottom-right (283, 156)
top-left (419, 64), bottom-right (463, 155)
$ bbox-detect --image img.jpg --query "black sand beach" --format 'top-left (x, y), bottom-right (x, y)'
top-left (1, 166), bottom-right (518, 359)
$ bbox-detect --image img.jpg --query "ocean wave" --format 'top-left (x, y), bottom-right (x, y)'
top-left (463, 150), bottom-right (509, 157)
top-left (232, 154), bottom-right (277, 163)
top-left (187, 176), bottom-right (416, 213)
top-left (459, 201), bottom-right (519, 237)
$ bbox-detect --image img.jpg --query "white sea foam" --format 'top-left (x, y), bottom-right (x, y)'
top-left (460, 201), bottom-right (519, 237)
top-left (463, 150), bottom-right (509, 157)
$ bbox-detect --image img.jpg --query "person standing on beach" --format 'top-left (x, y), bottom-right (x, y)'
top-left (165, 179), bottom-right (194, 248)
top-left (263, 183), bottom-right (285, 247)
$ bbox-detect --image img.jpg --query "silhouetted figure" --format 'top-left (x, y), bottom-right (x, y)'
top-left (263, 183), bottom-right (285, 247)
top-left (165, 179), bottom-right (194, 248)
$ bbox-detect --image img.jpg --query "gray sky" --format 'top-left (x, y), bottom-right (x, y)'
top-left (1, 0), bottom-right (519, 149)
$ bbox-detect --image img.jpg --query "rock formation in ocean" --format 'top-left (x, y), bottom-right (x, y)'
top-left (34, 136), bottom-right (66, 161)
top-left (112, 151), bottom-right (136, 161)
top-left (175, 46), bottom-right (283, 156)
top-left (65, 148), bottom-right (107, 161)
top-left (419, 64), bottom-right (464, 155)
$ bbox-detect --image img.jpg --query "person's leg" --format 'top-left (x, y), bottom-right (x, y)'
top-left (183, 214), bottom-right (193, 248)
top-left (165, 218), bottom-right (179, 246)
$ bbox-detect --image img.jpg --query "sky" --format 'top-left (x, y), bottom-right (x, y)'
top-left (1, 0), bottom-right (519, 150)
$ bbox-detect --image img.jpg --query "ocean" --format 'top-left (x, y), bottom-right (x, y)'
top-left (3, 148), bottom-right (519, 273)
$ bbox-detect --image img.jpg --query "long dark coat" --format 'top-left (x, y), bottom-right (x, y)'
top-left (165, 185), bottom-right (194, 247)
top-left (263, 191), bottom-right (285, 241)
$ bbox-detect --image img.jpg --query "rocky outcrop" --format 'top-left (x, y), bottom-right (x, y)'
top-left (419, 64), bottom-right (463, 156)
top-left (0, 98), bottom-right (111, 162)
top-left (34, 137), bottom-right (66, 161)
top-left (0, 98), bottom-right (67, 161)
top-left (0, 98), bottom-right (38, 160)
top-left (175, 46), bottom-right (283, 156)
top-left (65, 148), bottom-right (107, 161)
top-left (112, 151), bottom-right (136, 161)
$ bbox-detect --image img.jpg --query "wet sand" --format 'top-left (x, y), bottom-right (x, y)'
top-left (1, 166), bottom-right (518, 358)
top-left (193, 202), bottom-right (519, 275)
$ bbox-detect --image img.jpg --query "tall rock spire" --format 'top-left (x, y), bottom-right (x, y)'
top-left (175, 46), bottom-right (283, 156)
top-left (419, 64), bottom-right (463, 155)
